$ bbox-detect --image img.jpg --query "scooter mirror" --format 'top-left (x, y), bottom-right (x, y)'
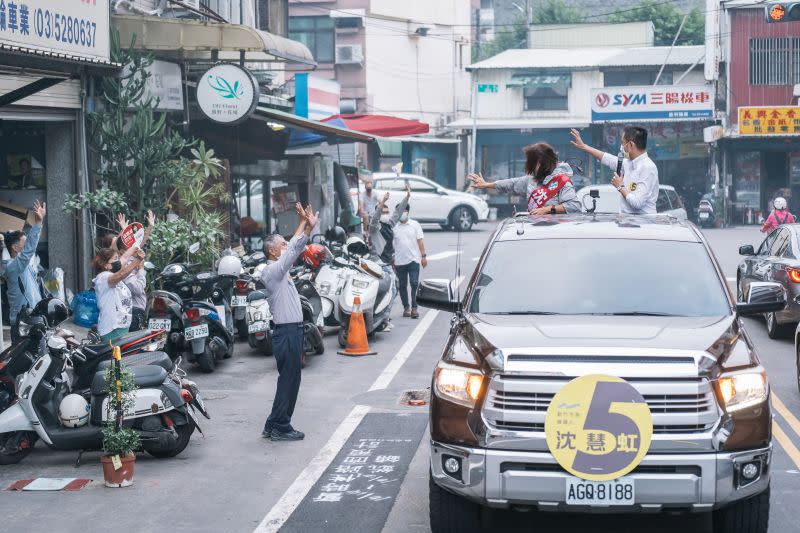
top-left (144, 261), bottom-right (156, 270)
top-left (188, 242), bottom-right (201, 254)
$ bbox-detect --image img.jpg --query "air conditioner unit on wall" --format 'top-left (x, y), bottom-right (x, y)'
top-left (335, 45), bottom-right (364, 65)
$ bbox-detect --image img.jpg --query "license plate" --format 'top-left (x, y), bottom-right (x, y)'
top-left (184, 324), bottom-right (209, 340)
top-left (699, 212), bottom-right (710, 219)
top-left (248, 321), bottom-right (268, 333)
top-left (565, 477), bottom-right (634, 506)
top-left (148, 318), bottom-right (172, 331)
top-left (232, 295), bottom-right (247, 307)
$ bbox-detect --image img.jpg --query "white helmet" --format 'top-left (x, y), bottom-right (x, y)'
top-left (217, 255), bottom-right (242, 277)
top-left (774, 197), bottom-right (788, 210)
top-left (345, 235), bottom-right (370, 257)
top-left (58, 394), bottom-right (90, 428)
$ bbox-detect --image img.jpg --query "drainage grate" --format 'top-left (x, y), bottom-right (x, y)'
top-left (399, 388), bottom-right (430, 406)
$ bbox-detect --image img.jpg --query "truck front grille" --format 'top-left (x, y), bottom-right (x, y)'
top-left (484, 375), bottom-right (719, 435)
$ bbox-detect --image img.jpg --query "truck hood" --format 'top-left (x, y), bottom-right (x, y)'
top-left (469, 313), bottom-right (736, 355)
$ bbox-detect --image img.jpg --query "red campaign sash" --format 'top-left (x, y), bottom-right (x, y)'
top-left (527, 174), bottom-right (572, 211)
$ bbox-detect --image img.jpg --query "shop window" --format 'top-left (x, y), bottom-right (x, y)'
top-left (734, 151), bottom-right (761, 210)
top-left (524, 86), bottom-right (568, 111)
top-left (235, 178), bottom-right (267, 246)
top-left (749, 37), bottom-right (800, 86)
top-left (289, 16), bottom-right (335, 64)
top-left (604, 71), bottom-right (672, 87)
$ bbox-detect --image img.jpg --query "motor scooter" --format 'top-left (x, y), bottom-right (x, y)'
top-left (697, 195), bottom-right (715, 228)
top-left (146, 264), bottom-right (234, 373)
top-left (0, 331), bottom-right (196, 465)
top-left (336, 259), bottom-right (395, 348)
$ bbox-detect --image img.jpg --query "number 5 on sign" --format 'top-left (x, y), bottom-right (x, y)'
top-left (545, 374), bottom-right (653, 482)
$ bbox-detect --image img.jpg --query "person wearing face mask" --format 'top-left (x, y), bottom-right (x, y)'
top-left (393, 202), bottom-right (427, 319)
top-left (4, 200), bottom-right (46, 341)
top-left (570, 126), bottom-right (659, 215)
top-left (468, 142), bottom-right (581, 215)
top-left (92, 246), bottom-right (144, 342)
top-left (114, 210), bottom-right (156, 331)
top-left (260, 202), bottom-right (318, 442)
top-left (367, 182), bottom-right (411, 262)
top-left (358, 179), bottom-right (380, 233)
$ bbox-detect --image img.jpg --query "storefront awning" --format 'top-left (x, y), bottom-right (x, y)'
top-left (255, 107), bottom-right (377, 147)
top-left (323, 114), bottom-right (430, 137)
top-left (112, 14), bottom-right (316, 65)
top-left (506, 74), bottom-right (571, 90)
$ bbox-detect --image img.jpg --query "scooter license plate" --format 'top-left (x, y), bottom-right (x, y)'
top-left (699, 212), bottom-right (710, 219)
top-left (248, 321), bottom-right (268, 333)
top-left (565, 477), bottom-right (634, 506)
top-left (185, 324), bottom-right (209, 340)
top-left (148, 318), bottom-right (172, 331)
top-left (232, 295), bottom-right (247, 307)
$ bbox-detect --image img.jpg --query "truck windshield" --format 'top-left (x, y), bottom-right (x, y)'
top-left (469, 239), bottom-right (730, 317)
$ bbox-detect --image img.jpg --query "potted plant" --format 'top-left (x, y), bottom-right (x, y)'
top-left (100, 351), bottom-right (140, 488)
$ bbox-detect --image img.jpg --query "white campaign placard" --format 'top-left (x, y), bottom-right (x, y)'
top-left (0, 0), bottom-right (110, 63)
top-left (196, 63), bottom-right (259, 125)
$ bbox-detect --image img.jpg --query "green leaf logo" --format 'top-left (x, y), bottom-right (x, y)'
top-left (207, 75), bottom-right (245, 100)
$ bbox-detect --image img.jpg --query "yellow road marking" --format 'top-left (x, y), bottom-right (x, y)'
top-left (772, 421), bottom-right (800, 470)
top-left (772, 393), bottom-right (800, 439)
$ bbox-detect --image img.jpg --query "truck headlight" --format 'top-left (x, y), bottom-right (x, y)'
top-left (716, 370), bottom-right (768, 413)
top-left (434, 361), bottom-right (483, 408)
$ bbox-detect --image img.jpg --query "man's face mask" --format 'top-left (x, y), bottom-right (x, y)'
top-left (110, 260), bottom-right (122, 273)
top-left (380, 214), bottom-right (391, 224)
top-left (365, 186), bottom-right (373, 194)
top-left (399, 213), bottom-right (409, 223)
top-left (620, 140), bottom-right (631, 158)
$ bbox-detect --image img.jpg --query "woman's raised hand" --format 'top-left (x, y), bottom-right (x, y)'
top-left (468, 173), bottom-right (488, 189)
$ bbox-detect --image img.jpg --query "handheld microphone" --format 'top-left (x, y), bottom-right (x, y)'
top-left (616, 147), bottom-right (624, 177)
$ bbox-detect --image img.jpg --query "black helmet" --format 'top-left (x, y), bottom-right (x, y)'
top-left (325, 226), bottom-right (347, 245)
top-left (32, 297), bottom-right (70, 328)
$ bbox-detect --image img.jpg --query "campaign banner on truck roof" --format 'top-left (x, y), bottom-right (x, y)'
top-left (591, 85), bottom-right (714, 122)
top-left (0, 0), bottom-right (110, 63)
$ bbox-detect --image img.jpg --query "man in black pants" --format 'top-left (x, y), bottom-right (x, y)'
top-left (260, 203), bottom-right (318, 441)
top-left (392, 203), bottom-right (427, 319)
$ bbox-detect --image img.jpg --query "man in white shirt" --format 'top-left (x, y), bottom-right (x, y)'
top-left (570, 126), bottom-right (660, 214)
top-left (392, 204), bottom-right (427, 319)
top-left (358, 179), bottom-right (380, 233)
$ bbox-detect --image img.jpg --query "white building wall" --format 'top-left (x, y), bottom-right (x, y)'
top-left (364, 0), bottom-right (472, 133)
top-left (474, 69), bottom-right (602, 122)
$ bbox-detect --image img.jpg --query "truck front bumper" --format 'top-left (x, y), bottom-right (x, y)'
top-left (430, 440), bottom-right (771, 513)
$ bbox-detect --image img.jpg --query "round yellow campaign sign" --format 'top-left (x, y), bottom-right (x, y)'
top-left (545, 374), bottom-right (653, 482)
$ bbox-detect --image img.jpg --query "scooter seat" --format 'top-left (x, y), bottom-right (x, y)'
top-left (96, 351), bottom-right (174, 374)
top-left (82, 330), bottom-right (158, 359)
top-left (247, 290), bottom-right (267, 302)
top-left (91, 365), bottom-right (167, 396)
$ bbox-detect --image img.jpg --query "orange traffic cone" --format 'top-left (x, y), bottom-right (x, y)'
top-left (338, 296), bottom-right (377, 356)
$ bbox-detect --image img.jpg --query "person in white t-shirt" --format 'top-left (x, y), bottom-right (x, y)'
top-left (92, 246), bottom-right (145, 342)
top-left (392, 204), bottom-right (427, 319)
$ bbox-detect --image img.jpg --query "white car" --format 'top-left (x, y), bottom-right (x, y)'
top-left (576, 183), bottom-right (688, 219)
top-left (365, 173), bottom-right (490, 231)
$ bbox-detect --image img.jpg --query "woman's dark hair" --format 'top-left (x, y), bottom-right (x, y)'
top-left (99, 233), bottom-right (115, 249)
top-left (92, 248), bottom-right (116, 273)
top-left (523, 142), bottom-right (559, 183)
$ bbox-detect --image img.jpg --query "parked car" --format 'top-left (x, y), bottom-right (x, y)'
top-left (738, 224), bottom-right (800, 338)
top-left (420, 213), bottom-right (775, 533)
top-left (353, 173), bottom-right (490, 231)
top-left (576, 184), bottom-right (688, 219)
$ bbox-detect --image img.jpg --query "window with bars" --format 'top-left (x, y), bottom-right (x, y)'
top-left (749, 37), bottom-right (800, 86)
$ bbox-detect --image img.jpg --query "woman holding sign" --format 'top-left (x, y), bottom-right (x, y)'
top-left (92, 246), bottom-right (145, 342)
top-left (115, 211), bottom-right (155, 331)
top-left (468, 143), bottom-right (581, 215)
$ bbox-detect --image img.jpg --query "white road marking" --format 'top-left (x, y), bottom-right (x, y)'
top-left (369, 309), bottom-right (440, 391)
top-left (426, 251), bottom-right (461, 261)
top-left (256, 274), bottom-right (465, 530)
top-left (253, 404), bottom-right (372, 533)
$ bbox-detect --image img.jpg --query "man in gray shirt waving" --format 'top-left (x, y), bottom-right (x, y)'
top-left (261, 202), bottom-right (318, 441)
